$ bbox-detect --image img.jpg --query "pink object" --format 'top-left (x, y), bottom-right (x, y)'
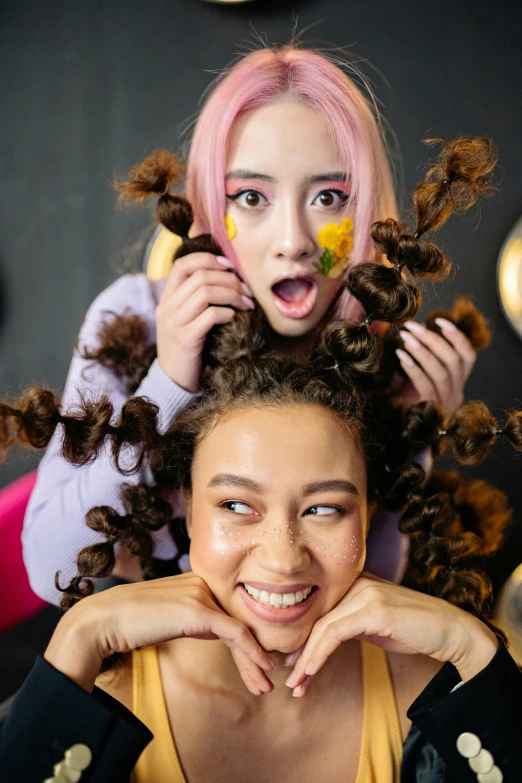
top-left (186, 46), bottom-right (398, 322)
top-left (0, 471), bottom-right (46, 633)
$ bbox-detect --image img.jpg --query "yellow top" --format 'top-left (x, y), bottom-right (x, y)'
top-left (131, 641), bottom-right (402, 782)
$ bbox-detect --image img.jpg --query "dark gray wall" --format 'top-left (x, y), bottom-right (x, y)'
top-left (1, 0), bottom-right (521, 590)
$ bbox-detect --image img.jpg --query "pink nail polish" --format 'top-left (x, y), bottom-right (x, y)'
top-left (435, 317), bottom-right (456, 332)
top-left (396, 348), bottom-right (415, 368)
top-left (400, 330), bottom-right (421, 350)
top-left (242, 296), bottom-right (255, 309)
top-left (404, 320), bottom-right (426, 335)
top-left (216, 256), bottom-right (233, 267)
top-left (241, 281), bottom-right (254, 297)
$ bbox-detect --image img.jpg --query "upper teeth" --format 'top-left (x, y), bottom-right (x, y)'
top-left (243, 584), bottom-right (313, 607)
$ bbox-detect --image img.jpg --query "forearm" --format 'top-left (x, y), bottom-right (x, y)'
top-left (44, 599), bottom-right (105, 693)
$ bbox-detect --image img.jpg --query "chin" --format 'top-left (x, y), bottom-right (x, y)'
top-left (264, 309), bottom-right (325, 338)
top-left (250, 624), bottom-right (313, 655)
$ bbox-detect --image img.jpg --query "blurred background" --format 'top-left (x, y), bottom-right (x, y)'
top-left (1, 0), bottom-right (522, 699)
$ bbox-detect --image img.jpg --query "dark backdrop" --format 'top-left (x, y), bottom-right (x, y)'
top-left (1, 0), bottom-right (521, 592)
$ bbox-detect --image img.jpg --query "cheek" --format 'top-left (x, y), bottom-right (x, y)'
top-left (189, 520), bottom-right (249, 577)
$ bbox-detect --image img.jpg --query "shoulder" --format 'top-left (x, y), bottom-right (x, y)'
top-left (79, 274), bottom-right (165, 349)
top-left (388, 652), bottom-right (443, 741)
top-left (96, 653), bottom-right (133, 712)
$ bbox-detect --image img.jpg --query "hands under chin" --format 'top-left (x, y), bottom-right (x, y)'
top-left (283, 572), bottom-right (499, 697)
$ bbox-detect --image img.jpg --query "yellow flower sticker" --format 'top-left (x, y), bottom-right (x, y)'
top-left (225, 214), bottom-right (236, 240)
top-left (314, 218), bottom-right (354, 278)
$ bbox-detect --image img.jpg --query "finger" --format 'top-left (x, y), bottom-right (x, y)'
top-left (403, 321), bottom-right (469, 394)
top-left (162, 253), bottom-right (236, 299)
top-left (292, 674), bottom-right (314, 698)
top-left (210, 613), bottom-right (276, 672)
top-left (396, 348), bottom-right (438, 402)
top-left (231, 647), bottom-right (274, 695)
top-left (434, 318), bottom-right (477, 379)
top-left (175, 286), bottom-right (255, 326)
top-left (400, 329), bottom-right (451, 402)
top-left (170, 268), bottom-right (250, 307)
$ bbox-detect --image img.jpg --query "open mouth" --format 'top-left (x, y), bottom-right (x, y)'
top-left (271, 276), bottom-right (318, 319)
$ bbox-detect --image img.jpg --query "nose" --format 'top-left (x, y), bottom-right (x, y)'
top-left (270, 197), bottom-right (316, 263)
top-left (253, 523), bottom-right (311, 576)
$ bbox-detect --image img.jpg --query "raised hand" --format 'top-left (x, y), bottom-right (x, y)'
top-left (156, 253), bottom-right (255, 393)
top-left (45, 573), bottom-right (275, 696)
top-left (285, 572), bottom-right (498, 697)
top-left (396, 318), bottom-right (476, 417)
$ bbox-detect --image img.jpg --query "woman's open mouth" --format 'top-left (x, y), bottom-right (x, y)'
top-left (238, 582), bottom-right (319, 623)
top-left (271, 276), bottom-right (318, 319)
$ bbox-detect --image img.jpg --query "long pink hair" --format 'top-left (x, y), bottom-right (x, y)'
top-left (186, 46), bottom-right (398, 321)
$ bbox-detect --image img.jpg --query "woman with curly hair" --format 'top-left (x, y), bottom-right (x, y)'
top-left (1, 303), bottom-right (521, 780)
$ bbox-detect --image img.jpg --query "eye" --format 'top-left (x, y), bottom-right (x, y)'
top-left (313, 190), bottom-right (349, 208)
top-left (306, 504), bottom-right (347, 517)
top-left (226, 190), bottom-right (268, 209)
top-left (220, 500), bottom-right (255, 515)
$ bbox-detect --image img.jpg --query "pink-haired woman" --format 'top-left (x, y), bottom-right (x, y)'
top-left (22, 46), bottom-right (478, 604)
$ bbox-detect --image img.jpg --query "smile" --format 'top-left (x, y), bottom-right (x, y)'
top-left (271, 276), bottom-right (318, 319)
top-left (238, 583), bottom-right (319, 624)
top-left (243, 583), bottom-right (313, 607)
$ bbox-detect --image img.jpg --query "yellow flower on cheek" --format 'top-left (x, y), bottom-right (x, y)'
top-left (225, 215), bottom-right (236, 240)
top-left (314, 218), bottom-right (354, 278)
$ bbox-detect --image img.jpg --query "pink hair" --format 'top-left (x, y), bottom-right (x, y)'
top-left (186, 46), bottom-right (398, 321)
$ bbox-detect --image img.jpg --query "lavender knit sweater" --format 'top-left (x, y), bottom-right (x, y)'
top-left (23, 273), bottom-right (408, 605)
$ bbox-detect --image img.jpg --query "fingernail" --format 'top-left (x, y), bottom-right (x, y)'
top-left (264, 657), bottom-right (277, 671)
top-left (216, 255), bottom-right (233, 267)
top-left (284, 652), bottom-right (299, 667)
top-left (400, 330), bottom-right (421, 350)
top-left (304, 662), bottom-right (316, 676)
top-left (242, 296), bottom-right (255, 309)
top-left (404, 320), bottom-right (426, 334)
top-left (285, 673), bottom-right (298, 688)
top-left (396, 348), bottom-right (414, 368)
top-left (435, 317), bottom-right (456, 332)
top-left (241, 281), bottom-right (254, 297)
top-left (293, 675), bottom-right (313, 698)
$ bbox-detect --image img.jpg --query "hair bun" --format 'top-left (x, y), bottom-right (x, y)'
top-left (425, 296), bottom-right (491, 350)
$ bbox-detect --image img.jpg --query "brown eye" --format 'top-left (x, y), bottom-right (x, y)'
top-left (318, 192), bottom-right (335, 206)
top-left (245, 192), bottom-right (260, 206)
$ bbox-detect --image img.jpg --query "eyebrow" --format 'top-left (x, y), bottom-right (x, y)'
top-left (225, 170), bottom-right (349, 184)
top-left (206, 474), bottom-right (359, 497)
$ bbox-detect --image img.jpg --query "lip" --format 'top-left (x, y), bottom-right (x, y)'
top-left (238, 583), bottom-right (319, 624)
top-left (270, 274), bottom-right (318, 320)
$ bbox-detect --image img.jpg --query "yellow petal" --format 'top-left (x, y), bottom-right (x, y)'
top-left (328, 256), bottom-right (352, 279)
top-left (225, 214), bottom-right (236, 240)
top-left (340, 217), bottom-right (353, 234)
top-left (318, 223), bottom-right (340, 250)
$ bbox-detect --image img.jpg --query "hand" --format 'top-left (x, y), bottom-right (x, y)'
top-left (396, 318), bottom-right (476, 417)
top-left (156, 253), bottom-right (255, 393)
top-left (45, 573), bottom-right (275, 696)
top-left (284, 572), bottom-right (498, 696)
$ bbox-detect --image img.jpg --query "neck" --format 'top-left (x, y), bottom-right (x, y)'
top-left (165, 636), bottom-right (359, 703)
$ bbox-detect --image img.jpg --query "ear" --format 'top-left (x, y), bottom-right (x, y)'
top-left (183, 490), bottom-right (193, 539)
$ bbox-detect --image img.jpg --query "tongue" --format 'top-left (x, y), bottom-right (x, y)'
top-left (272, 278), bottom-right (312, 303)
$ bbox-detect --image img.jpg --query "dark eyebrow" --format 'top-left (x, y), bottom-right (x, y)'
top-left (302, 480), bottom-right (360, 497)
top-left (206, 474), bottom-right (265, 492)
top-left (225, 170), bottom-right (349, 184)
top-left (206, 475), bottom-right (359, 497)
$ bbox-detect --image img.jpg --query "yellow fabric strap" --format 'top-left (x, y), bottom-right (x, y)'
top-left (356, 642), bottom-right (403, 783)
top-left (132, 646), bottom-right (187, 783)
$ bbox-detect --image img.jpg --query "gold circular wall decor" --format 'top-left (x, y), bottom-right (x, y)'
top-left (497, 214), bottom-right (522, 339)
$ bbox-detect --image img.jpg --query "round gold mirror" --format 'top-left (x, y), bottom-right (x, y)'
top-left (497, 214), bottom-right (522, 339)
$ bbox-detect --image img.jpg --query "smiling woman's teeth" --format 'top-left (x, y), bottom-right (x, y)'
top-left (243, 584), bottom-right (313, 607)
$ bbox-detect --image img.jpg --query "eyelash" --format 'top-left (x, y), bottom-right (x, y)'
top-left (219, 501), bottom-right (348, 517)
top-left (226, 189), bottom-right (349, 211)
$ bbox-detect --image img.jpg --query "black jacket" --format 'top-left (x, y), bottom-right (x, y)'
top-left (1, 642), bottom-right (520, 782)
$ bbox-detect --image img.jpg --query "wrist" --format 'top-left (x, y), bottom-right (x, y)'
top-left (44, 599), bottom-right (105, 693)
top-left (157, 355), bottom-right (200, 394)
top-left (452, 617), bottom-right (499, 682)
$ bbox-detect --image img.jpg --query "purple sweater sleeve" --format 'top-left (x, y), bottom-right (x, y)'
top-left (22, 274), bottom-right (199, 605)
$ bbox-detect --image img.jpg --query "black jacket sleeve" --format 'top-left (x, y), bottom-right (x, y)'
top-left (0, 656), bottom-right (152, 782)
top-left (405, 641), bottom-right (522, 783)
